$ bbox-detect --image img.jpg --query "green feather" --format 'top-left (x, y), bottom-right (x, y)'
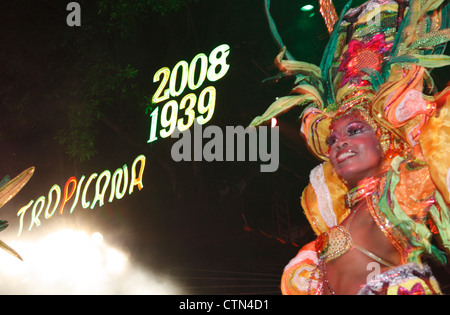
top-left (0, 220), bottom-right (9, 232)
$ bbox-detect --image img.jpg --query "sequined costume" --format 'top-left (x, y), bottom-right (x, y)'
top-left (357, 263), bottom-right (441, 295)
top-left (252, 0), bottom-right (450, 295)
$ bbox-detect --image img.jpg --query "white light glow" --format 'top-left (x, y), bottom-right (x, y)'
top-left (0, 229), bottom-right (181, 294)
top-left (301, 4), bottom-right (314, 11)
top-left (105, 247), bottom-right (127, 274)
top-left (91, 232), bottom-right (104, 245)
top-left (271, 117), bottom-right (277, 128)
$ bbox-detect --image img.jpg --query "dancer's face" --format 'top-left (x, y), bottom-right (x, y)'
top-left (327, 114), bottom-right (383, 188)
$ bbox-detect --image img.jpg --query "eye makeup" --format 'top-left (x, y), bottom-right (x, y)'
top-left (327, 120), bottom-right (371, 147)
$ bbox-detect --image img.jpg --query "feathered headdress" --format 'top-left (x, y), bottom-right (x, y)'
top-left (252, 0), bottom-right (450, 264)
top-left (253, 0), bottom-right (449, 160)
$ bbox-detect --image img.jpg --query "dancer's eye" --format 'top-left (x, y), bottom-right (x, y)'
top-left (347, 123), bottom-right (365, 136)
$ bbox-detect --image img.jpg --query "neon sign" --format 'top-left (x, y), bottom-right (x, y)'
top-left (15, 44), bottom-right (230, 236)
top-left (147, 44), bottom-right (230, 143)
top-left (16, 154), bottom-right (146, 236)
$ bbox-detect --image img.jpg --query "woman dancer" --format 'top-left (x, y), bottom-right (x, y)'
top-left (251, 0), bottom-right (450, 294)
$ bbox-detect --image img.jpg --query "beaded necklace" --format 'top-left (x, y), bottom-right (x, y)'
top-left (344, 177), bottom-right (380, 210)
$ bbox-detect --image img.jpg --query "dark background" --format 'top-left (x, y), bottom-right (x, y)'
top-left (0, 0), bottom-right (449, 294)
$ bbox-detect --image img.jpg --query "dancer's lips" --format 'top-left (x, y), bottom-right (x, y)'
top-left (336, 150), bottom-right (357, 163)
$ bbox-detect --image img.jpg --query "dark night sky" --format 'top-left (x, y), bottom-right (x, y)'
top-left (0, 0), bottom-right (449, 295)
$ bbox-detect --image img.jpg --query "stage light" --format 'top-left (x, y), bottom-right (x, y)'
top-left (0, 228), bottom-right (181, 294)
top-left (301, 4), bottom-right (314, 11)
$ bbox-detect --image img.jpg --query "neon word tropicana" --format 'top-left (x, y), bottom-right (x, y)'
top-left (16, 154), bottom-right (146, 236)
